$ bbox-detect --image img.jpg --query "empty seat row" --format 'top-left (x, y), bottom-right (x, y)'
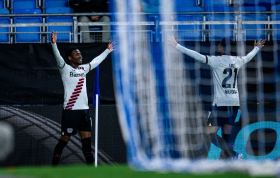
top-left (0, 7), bottom-right (73, 43)
top-left (0, 0), bottom-right (279, 42)
top-left (0, 0), bottom-right (69, 13)
top-left (240, 0), bottom-right (280, 10)
top-left (174, 4), bottom-right (280, 41)
top-left (145, 0), bottom-right (280, 12)
top-left (271, 5), bottom-right (280, 40)
top-left (3, 0), bottom-right (280, 12)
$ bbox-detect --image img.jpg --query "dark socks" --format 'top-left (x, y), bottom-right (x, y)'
top-left (223, 134), bottom-right (233, 149)
top-left (221, 134), bottom-right (234, 158)
top-left (81, 137), bottom-right (93, 165)
top-left (52, 139), bottom-right (68, 166)
top-left (208, 133), bottom-right (236, 157)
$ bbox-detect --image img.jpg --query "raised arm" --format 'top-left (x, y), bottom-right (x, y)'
top-left (239, 39), bottom-right (265, 66)
top-left (168, 36), bottom-right (207, 63)
top-left (89, 41), bottom-right (116, 70)
top-left (51, 30), bottom-right (65, 68)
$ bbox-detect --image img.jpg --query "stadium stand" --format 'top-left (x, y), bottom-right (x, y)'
top-left (46, 7), bottom-right (73, 43)
top-left (0, 0), bottom-right (5, 9)
top-left (13, 8), bottom-right (42, 43)
top-left (141, 0), bottom-right (169, 13)
top-left (203, 0), bottom-right (230, 9)
top-left (12, 0), bottom-right (37, 13)
top-left (271, 5), bottom-right (280, 40)
top-left (174, 0), bottom-right (203, 41)
top-left (0, 8), bottom-right (10, 42)
top-left (174, 0), bottom-right (199, 11)
top-left (0, 0), bottom-right (277, 43)
top-left (238, 6), bottom-right (267, 41)
top-left (242, 0), bottom-right (280, 10)
top-left (44, 0), bottom-right (68, 9)
top-left (206, 6), bottom-right (235, 41)
top-left (177, 15), bottom-right (204, 41)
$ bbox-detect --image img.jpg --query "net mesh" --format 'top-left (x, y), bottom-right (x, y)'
top-left (111, 0), bottom-right (280, 175)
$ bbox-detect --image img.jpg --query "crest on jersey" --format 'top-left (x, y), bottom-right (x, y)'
top-left (67, 128), bottom-right (73, 133)
top-left (78, 67), bottom-right (85, 71)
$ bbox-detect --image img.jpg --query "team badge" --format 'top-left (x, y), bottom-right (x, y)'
top-left (67, 128), bottom-right (73, 133)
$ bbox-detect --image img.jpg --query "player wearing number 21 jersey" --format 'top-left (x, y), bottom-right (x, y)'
top-left (176, 43), bottom-right (259, 107)
top-left (168, 36), bottom-right (265, 160)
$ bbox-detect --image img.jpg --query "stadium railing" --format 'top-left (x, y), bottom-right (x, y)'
top-left (0, 11), bottom-right (279, 43)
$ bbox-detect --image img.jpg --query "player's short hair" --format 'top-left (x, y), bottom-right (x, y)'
top-left (65, 47), bottom-right (78, 60)
top-left (221, 38), bottom-right (234, 55)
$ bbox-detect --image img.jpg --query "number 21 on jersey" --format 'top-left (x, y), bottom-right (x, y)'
top-left (222, 68), bottom-right (238, 88)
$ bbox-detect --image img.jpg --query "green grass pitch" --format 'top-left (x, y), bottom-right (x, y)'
top-left (0, 165), bottom-right (275, 178)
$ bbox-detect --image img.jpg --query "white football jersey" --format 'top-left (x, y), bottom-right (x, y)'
top-left (176, 44), bottom-right (260, 107)
top-left (58, 63), bottom-right (90, 110)
top-left (206, 55), bottom-right (250, 106)
top-left (52, 43), bottom-right (110, 110)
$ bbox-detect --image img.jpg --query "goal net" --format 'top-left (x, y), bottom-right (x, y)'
top-left (110, 0), bottom-right (280, 175)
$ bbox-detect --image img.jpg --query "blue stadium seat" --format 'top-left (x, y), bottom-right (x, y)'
top-left (242, 0), bottom-right (280, 10)
top-left (0, 0), bottom-right (5, 9)
top-left (203, 0), bottom-right (228, 10)
top-left (176, 7), bottom-right (203, 41)
top-left (44, 0), bottom-right (68, 9)
top-left (238, 6), bottom-right (267, 41)
top-left (206, 6), bottom-right (235, 41)
top-left (0, 8), bottom-right (10, 42)
top-left (175, 0), bottom-right (197, 11)
top-left (13, 9), bottom-right (42, 43)
top-left (0, 8), bottom-right (9, 14)
top-left (46, 7), bottom-right (73, 42)
top-left (13, 0), bottom-right (36, 10)
top-left (271, 5), bottom-right (280, 40)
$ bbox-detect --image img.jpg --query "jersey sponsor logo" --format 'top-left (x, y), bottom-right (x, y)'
top-left (67, 128), bottom-right (73, 133)
top-left (70, 72), bottom-right (85, 77)
top-left (225, 89), bottom-right (237, 94)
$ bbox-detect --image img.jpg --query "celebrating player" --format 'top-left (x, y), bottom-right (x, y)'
top-left (51, 30), bottom-right (116, 166)
top-left (168, 36), bottom-right (265, 160)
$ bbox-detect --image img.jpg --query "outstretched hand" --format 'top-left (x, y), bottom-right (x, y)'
top-left (254, 39), bottom-right (265, 49)
top-left (51, 30), bottom-right (57, 43)
top-left (168, 35), bottom-right (178, 47)
top-left (107, 40), bottom-right (116, 52)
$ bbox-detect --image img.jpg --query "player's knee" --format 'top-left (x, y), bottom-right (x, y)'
top-left (207, 126), bottom-right (220, 134)
top-left (80, 131), bottom-right (91, 139)
top-left (60, 135), bottom-right (71, 142)
top-left (223, 130), bottom-right (231, 135)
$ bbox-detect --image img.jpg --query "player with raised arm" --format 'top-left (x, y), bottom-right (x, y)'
top-left (51, 30), bottom-right (116, 166)
top-left (168, 36), bottom-right (265, 161)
